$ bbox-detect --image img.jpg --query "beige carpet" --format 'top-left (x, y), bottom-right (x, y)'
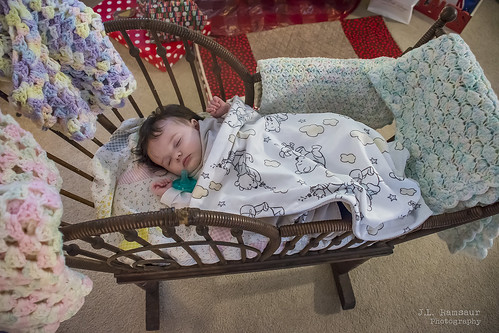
top-left (247, 20), bottom-right (358, 60)
top-left (1, 0), bottom-right (497, 332)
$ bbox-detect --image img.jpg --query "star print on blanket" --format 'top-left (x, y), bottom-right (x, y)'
top-left (190, 97), bottom-right (433, 241)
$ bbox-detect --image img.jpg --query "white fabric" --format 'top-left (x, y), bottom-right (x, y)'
top-left (367, 0), bottom-right (419, 24)
top-left (190, 97), bottom-right (433, 241)
top-left (160, 114), bottom-right (343, 226)
top-left (160, 188), bottom-right (191, 208)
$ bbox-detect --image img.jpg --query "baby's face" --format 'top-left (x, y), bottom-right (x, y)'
top-left (147, 118), bottom-right (202, 176)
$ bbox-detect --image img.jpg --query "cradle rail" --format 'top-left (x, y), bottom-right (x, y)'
top-left (59, 200), bottom-right (498, 329)
top-left (403, 5), bottom-right (458, 55)
top-left (60, 202), bottom-right (499, 277)
top-left (103, 18), bottom-right (259, 109)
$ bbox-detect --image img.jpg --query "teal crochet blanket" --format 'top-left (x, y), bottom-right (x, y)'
top-left (367, 34), bottom-right (498, 259)
top-left (257, 57), bottom-right (395, 129)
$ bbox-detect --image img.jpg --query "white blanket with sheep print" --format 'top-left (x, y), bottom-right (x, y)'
top-left (190, 97), bottom-right (433, 241)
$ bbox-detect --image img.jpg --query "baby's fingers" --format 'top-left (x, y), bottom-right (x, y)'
top-left (207, 99), bottom-right (219, 109)
top-left (211, 96), bottom-right (222, 104)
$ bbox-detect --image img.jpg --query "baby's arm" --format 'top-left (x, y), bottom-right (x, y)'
top-left (206, 96), bottom-right (230, 118)
top-left (151, 177), bottom-right (173, 196)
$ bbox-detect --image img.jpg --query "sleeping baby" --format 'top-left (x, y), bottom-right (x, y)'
top-left (133, 96), bottom-right (230, 208)
top-left (134, 96), bottom-right (432, 240)
top-left (134, 97), bottom-right (342, 224)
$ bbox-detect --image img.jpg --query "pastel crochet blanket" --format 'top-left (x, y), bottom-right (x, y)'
top-left (0, 0), bottom-right (136, 141)
top-left (0, 110), bottom-right (92, 332)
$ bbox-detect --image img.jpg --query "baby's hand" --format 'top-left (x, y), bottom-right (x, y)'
top-left (151, 177), bottom-right (173, 196)
top-left (206, 96), bottom-right (230, 118)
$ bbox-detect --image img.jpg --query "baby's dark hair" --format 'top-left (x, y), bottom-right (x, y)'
top-left (134, 104), bottom-right (203, 171)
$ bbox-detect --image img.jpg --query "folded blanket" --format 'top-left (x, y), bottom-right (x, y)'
top-left (257, 56), bottom-right (394, 129)
top-left (367, 34), bottom-right (499, 258)
top-left (0, 110), bottom-right (92, 333)
top-left (0, 0), bottom-right (136, 141)
top-left (190, 97), bottom-right (433, 241)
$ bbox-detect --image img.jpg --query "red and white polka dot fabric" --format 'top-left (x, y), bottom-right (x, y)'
top-left (93, 0), bottom-right (211, 71)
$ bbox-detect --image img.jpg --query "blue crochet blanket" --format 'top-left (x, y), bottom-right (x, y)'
top-left (257, 57), bottom-right (395, 130)
top-left (367, 34), bottom-right (498, 259)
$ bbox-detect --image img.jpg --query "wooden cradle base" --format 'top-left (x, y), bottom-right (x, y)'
top-left (60, 199), bottom-right (497, 331)
top-left (121, 246), bottom-right (393, 330)
top-left (2, 5), bottom-right (497, 331)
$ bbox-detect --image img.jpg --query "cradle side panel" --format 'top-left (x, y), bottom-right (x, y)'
top-left (114, 243), bottom-right (394, 284)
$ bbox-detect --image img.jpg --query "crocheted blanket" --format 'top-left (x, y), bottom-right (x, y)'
top-left (0, 0), bottom-right (136, 141)
top-left (0, 109), bottom-right (92, 332)
top-left (367, 34), bottom-right (499, 258)
top-left (257, 57), bottom-right (394, 130)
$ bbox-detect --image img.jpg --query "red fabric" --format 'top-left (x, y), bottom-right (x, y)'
top-left (341, 16), bottom-right (402, 59)
top-left (136, 0), bottom-right (209, 42)
top-left (198, 35), bottom-right (257, 100)
top-left (414, 0), bottom-right (472, 34)
top-left (93, 0), bottom-right (211, 71)
top-left (196, 0), bottom-right (361, 36)
top-left (200, 15), bottom-right (403, 101)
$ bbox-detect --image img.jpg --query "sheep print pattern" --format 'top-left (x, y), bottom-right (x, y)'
top-left (190, 97), bottom-right (433, 241)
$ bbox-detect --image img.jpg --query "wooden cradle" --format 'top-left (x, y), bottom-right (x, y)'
top-left (2, 5), bottom-right (497, 331)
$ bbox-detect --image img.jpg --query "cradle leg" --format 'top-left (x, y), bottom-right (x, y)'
top-left (144, 282), bottom-right (160, 331)
top-left (331, 259), bottom-right (369, 310)
top-left (332, 266), bottom-right (356, 310)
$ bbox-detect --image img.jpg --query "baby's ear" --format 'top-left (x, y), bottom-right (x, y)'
top-left (191, 119), bottom-right (200, 130)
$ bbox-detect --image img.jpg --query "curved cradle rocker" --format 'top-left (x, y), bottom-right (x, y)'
top-left (3, 5), bottom-right (497, 331)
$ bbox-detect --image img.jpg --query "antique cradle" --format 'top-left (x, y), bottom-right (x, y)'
top-left (1, 5), bottom-right (497, 331)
